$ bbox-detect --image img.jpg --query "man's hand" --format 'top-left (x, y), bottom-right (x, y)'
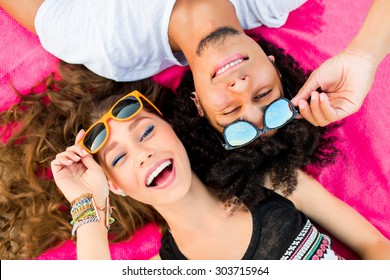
top-left (291, 50), bottom-right (377, 126)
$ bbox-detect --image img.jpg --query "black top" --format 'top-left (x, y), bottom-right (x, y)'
top-left (159, 194), bottom-right (312, 260)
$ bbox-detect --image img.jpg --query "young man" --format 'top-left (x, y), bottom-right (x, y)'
top-left (0, 0), bottom-right (306, 81)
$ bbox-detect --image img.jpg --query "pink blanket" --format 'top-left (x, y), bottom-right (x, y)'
top-left (1, 0), bottom-right (389, 260)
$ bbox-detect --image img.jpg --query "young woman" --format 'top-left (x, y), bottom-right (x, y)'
top-left (0, 69), bottom-right (167, 259)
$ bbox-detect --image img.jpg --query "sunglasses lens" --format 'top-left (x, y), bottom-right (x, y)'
top-left (83, 123), bottom-right (107, 152)
top-left (225, 122), bottom-right (257, 147)
top-left (265, 99), bottom-right (294, 129)
top-left (112, 96), bottom-right (141, 119)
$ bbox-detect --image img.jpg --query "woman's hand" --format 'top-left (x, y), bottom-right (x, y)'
top-left (51, 130), bottom-right (109, 206)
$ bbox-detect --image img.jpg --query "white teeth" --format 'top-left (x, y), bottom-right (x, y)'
top-left (215, 58), bottom-right (244, 76)
top-left (146, 160), bottom-right (172, 186)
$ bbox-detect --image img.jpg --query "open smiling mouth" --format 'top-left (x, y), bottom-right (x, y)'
top-left (213, 56), bottom-right (248, 78)
top-left (146, 159), bottom-right (173, 187)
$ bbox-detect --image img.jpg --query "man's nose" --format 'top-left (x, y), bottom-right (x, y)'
top-left (228, 76), bottom-right (250, 93)
top-left (241, 105), bottom-right (264, 129)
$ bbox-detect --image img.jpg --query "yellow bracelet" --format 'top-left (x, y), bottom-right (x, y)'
top-left (69, 194), bottom-right (116, 235)
top-left (70, 193), bottom-right (93, 207)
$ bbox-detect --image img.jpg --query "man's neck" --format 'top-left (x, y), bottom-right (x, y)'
top-left (168, 0), bottom-right (243, 64)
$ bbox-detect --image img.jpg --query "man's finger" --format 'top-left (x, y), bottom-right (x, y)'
top-left (291, 71), bottom-right (321, 106)
top-left (310, 92), bottom-right (330, 126)
top-left (318, 93), bottom-right (340, 123)
top-left (297, 99), bottom-right (319, 126)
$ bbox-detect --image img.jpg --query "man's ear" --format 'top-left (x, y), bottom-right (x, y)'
top-left (190, 92), bottom-right (204, 117)
top-left (108, 181), bottom-right (126, 197)
top-left (268, 55), bottom-right (282, 78)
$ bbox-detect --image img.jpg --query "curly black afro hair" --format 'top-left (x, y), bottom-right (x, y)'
top-left (166, 34), bottom-right (341, 210)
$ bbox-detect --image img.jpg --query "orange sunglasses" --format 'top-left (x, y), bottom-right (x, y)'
top-left (79, 90), bottom-right (162, 154)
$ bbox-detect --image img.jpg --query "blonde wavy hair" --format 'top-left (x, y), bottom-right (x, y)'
top-left (0, 62), bottom-right (169, 259)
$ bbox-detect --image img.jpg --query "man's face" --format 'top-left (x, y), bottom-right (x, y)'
top-left (190, 28), bottom-right (283, 134)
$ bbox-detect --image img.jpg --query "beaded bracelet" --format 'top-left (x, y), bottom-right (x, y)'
top-left (70, 193), bottom-right (115, 236)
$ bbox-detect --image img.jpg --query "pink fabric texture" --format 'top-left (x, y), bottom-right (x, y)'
top-left (35, 223), bottom-right (161, 260)
top-left (0, 10), bottom-right (58, 111)
top-left (1, 0), bottom-right (389, 259)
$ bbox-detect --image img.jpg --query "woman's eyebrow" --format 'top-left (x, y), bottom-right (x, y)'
top-left (128, 116), bottom-right (149, 132)
top-left (102, 116), bottom-right (151, 161)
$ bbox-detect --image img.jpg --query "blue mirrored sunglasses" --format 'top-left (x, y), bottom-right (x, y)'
top-left (221, 98), bottom-right (298, 150)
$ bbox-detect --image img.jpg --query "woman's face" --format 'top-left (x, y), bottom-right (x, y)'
top-left (97, 110), bottom-right (192, 207)
top-left (190, 31), bottom-right (283, 134)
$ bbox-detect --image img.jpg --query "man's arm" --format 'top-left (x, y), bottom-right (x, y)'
top-left (0, 0), bottom-right (44, 33)
top-left (292, 0), bottom-right (390, 126)
top-left (348, 0), bottom-right (390, 63)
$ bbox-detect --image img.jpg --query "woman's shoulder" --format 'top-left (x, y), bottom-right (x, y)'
top-left (254, 191), bottom-right (296, 211)
top-left (252, 191), bottom-right (309, 234)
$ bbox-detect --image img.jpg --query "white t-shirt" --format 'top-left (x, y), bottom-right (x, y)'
top-left (35, 0), bottom-right (306, 81)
